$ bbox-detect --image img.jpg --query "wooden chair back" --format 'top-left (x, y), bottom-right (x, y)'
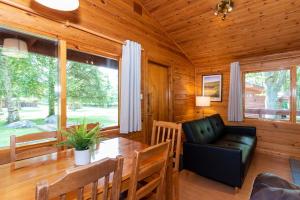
top-left (67, 122), bottom-right (100, 131)
top-left (127, 141), bottom-right (170, 200)
top-left (36, 156), bottom-right (124, 200)
top-left (10, 131), bottom-right (58, 162)
top-left (151, 120), bottom-right (182, 171)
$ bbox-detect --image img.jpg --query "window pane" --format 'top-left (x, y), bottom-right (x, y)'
top-left (0, 28), bottom-right (58, 147)
top-left (245, 70), bottom-right (290, 120)
top-left (66, 49), bottom-right (118, 128)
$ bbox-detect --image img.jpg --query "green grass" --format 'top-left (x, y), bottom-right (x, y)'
top-left (0, 121), bottom-right (41, 147)
top-left (0, 116), bottom-right (117, 148)
top-left (67, 116), bottom-right (116, 127)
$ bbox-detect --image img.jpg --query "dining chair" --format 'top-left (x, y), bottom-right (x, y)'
top-left (36, 156), bottom-right (124, 200)
top-left (150, 120), bottom-right (182, 200)
top-left (10, 131), bottom-right (58, 162)
top-left (127, 141), bottom-right (170, 200)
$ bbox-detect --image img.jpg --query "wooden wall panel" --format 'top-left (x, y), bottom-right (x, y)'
top-left (195, 51), bottom-right (300, 159)
top-left (140, 0), bottom-right (300, 66)
top-left (0, 0), bottom-right (196, 164)
top-left (173, 65), bottom-right (196, 122)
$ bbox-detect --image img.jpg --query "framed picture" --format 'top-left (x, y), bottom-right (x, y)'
top-left (202, 74), bottom-right (222, 102)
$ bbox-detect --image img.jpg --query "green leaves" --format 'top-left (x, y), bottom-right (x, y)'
top-left (66, 61), bottom-right (118, 107)
top-left (60, 121), bottom-right (102, 151)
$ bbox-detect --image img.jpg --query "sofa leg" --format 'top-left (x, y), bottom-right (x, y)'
top-left (234, 187), bottom-right (240, 193)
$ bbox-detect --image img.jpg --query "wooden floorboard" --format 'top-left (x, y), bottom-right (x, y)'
top-left (179, 152), bottom-right (291, 200)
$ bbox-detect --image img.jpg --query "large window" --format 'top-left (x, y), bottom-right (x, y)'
top-left (0, 28), bottom-right (58, 147)
top-left (245, 70), bottom-right (290, 120)
top-left (0, 27), bottom-right (119, 148)
top-left (66, 49), bottom-right (119, 128)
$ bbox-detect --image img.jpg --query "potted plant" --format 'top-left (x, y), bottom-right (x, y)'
top-left (60, 122), bottom-right (101, 166)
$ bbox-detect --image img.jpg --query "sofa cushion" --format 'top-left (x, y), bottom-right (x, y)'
top-left (182, 118), bottom-right (216, 144)
top-left (207, 114), bottom-right (225, 139)
top-left (213, 133), bottom-right (257, 179)
top-left (213, 140), bottom-right (252, 164)
top-left (222, 133), bottom-right (256, 146)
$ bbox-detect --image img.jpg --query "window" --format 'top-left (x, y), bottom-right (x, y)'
top-left (0, 28), bottom-right (58, 147)
top-left (244, 70), bottom-right (290, 121)
top-left (0, 28), bottom-right (119, 148)
top-left (66, 49), bottom-right (119, 128)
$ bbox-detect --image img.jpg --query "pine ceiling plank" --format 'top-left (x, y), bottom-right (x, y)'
top-left (140, 0), bottom-right (300, 66)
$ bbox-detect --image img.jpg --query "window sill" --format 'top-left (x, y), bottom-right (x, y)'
top-left (244, 118), bottom-right (291, 124)
top-left (239, 118), bottom-right (300, 127)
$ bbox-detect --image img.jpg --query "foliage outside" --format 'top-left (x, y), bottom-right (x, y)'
top-left (245, 70), bottom-right (290, 120)
top-left (0, 48), bottom-right (118, 147)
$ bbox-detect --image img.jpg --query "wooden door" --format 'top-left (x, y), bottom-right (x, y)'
top-left (147, 62), bottom-right (170, 143)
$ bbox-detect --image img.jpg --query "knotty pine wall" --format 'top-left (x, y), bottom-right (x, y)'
top-left (196, 50), bottom-right (300, 159)
top-left (0, 0), bottom-right (195, 164)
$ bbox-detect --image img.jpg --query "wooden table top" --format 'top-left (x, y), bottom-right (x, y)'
top-left (0, 137), bottom-right (148, 200)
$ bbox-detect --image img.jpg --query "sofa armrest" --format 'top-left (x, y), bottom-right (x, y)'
top-left (183, 142), bottom-right (243, 187)
top-left (250, 173), bottom-right (300, 200)
top-left (224, 126), bottom-right (256, 137)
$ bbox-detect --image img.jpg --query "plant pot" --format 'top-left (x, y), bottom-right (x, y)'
top-left (74, 149), bottom-right (91, 166)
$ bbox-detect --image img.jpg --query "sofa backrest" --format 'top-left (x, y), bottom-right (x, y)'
top-left (182, 118), bottom-right (216, 144)
top-left (207, 114), bottom-right (225, 139)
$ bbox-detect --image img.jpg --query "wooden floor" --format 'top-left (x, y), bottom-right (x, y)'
top-left (179, 152), bottom-right (292, 200)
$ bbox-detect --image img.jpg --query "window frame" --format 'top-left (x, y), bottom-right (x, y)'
top-left (242, 65), bottom-right (297, 123)
top-left (65, 47), bottom-right (120, 129)
top-left (0, 25), bottom-right (121, 150)
top-left (0, 26), bottom-right (61, 148)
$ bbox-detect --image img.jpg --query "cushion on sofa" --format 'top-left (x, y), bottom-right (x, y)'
top-left (182, 118), bottom-right (216, 144)
top-left (207, 114), bottom-right (225, 139)
top-left (213, 133), bottom-right (257, 177)
top-left (213, 140), bottom-right (252, 164)
top-left (221, 133), bottom-right (256, 146)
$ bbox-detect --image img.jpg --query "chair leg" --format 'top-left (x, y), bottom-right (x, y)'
top-left (165, 160), bottom-right (173, 200)
top-left (173, 172), bottom-right (179, 200)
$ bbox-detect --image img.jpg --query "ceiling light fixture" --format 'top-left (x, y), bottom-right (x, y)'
top-left (35, 0), bottom-right (79, 11)
top-left (2, 38), bottom-right (28, 58)
top-left (214, 0), bottom-right (234, 20)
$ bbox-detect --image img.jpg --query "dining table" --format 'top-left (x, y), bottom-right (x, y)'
top-left (0, 137), bottom-right (174, 200)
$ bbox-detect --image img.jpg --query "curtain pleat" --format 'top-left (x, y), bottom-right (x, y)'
top-left (120, 40), bottom-right (142, 133)
top-left (228, 62), bottom-right (243, 122)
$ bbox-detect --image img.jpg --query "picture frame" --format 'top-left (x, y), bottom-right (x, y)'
top-left (202, 74), bottom-right (222, 102)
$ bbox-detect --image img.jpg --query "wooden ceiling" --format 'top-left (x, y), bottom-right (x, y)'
top-left (140, 0), bottom-right (300, 66)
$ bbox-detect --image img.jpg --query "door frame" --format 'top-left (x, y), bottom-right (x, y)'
top-left (143, 59), bottom-right (173, 144)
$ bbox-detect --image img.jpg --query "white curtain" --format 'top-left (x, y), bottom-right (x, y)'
top-left (120, 40), bottom-right (142, 133)
top-left (228, 62), bottom-right (243, 122)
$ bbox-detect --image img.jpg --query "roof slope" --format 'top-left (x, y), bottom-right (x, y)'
top-left (140, 0), bottom-right (300, 66)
